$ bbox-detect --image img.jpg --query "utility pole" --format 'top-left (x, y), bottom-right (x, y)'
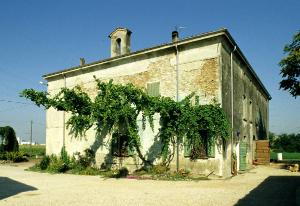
top-left (30, 120), bottom-right (33, 147)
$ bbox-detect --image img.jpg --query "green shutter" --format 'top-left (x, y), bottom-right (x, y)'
top-left (147, 82), bottom-right (160, 97)
top-left (184, 137), bottom-right (192, 157)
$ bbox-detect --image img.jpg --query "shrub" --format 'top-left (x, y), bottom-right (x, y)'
top-left (0, 152), bottom-right (6, 160)
top-left (115, 167), bottom-right (129, 178)
top-left (271, 133), bottom-right (300, 152)
top-left (0, 126), bottom-right (19, 152)
top-left (19, 145), bottom-right (45, 157)
top-left (77, 149), bottom-right (95, 168)
top-left (32, 147), bottom-right (96, 173)
top-left (47, 155), bottom-right (68, 173)
top-left (29, 147), bottom-right (99, 174)
top-left (151, 165), bottom-right (168, 174)
top-left (39, 156), bottom-right (50, 170)
top-left (72, 167), bottom-right (102, 175)
top-left (0, 151), bottom-right (27, 162)
top-left (60, 146), bottom-right (70, 166)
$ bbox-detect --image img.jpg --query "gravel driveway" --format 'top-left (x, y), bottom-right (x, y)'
top-left (0, 162), bottom-right (299, 206)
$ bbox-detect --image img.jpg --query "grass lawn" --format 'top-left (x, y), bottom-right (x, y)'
top-left (19, 145), bottom-right (45, 157)
top-left (270, 151), bottom-right (300, 160)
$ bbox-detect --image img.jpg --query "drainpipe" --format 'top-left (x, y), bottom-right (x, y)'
top-left (230, 45), bottom-right (237, 173)
top-left (173, 30), bottom-right (180, 172)
top-left (63, 74), bottom-right (66, 148)
top-left (176, 43), bottom-right (180, 172)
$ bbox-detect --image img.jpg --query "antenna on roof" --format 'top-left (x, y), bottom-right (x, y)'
top-left (175, 26), bottom-right (186, 32)
top-left (172, 26), bottom-right (186, 42)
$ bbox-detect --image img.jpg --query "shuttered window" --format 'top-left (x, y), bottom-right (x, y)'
top-left (147, 82), bottom-right (160, 97)
top-left (111, 133), bottom-right (134, 157)
top-left (184, 133), bottom-right (215, 158)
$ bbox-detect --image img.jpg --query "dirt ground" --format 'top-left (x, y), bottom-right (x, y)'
top-left (0, 162), bottom-right (300, 206)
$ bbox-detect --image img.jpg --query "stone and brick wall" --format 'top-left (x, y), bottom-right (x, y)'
top-left (45, 34), bottom-right (269, 177)
top-left (46, 37), bottom-right (227, 176)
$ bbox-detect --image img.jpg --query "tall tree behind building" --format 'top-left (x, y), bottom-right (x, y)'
top-left (279, 30), bottom-right (300, 97)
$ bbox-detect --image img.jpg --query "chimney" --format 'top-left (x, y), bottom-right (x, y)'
top-left (172, 31), bottom-right (179, 42)
top-left (80, 58), bottom-right (85, 66)
top-left (109, 28), bottom-right (132, 57)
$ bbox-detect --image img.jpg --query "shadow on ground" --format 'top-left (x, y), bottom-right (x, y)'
top-left (234, 176), bottom-right (300, 206)
top-left (0, 177), bottom-right (37, 200)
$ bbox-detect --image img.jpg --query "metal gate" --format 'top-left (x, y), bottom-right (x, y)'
top-left (239, 142), bottom-right (247, 171)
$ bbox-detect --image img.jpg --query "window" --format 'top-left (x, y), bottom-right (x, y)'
top-left (116, 38), bottom-right (121, 55)
top-left (184, 130), bottom-right (215, 159)
top-left (242, 95), bottom-right (247, 121)
top-left (249, 100), bottom-right (253, 122)
top-left (111, 133), bottom-right (133, 157)
top-left (147, 82), bottom-right (160, 97)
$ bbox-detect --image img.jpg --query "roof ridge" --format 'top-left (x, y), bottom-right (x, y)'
top-left (43, 28), bottom-right (227, 78)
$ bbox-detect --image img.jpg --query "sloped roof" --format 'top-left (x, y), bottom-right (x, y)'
top-left (43, 28), bottom-right (271, 100)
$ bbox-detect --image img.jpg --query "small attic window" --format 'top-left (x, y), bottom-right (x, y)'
top-left (116, 38), bottom-right (121, 55)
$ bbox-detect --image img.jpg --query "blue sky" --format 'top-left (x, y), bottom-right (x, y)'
top-left (0, 0), bottom-right (299, 143)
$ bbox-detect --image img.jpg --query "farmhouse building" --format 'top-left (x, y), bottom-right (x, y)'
top-left (43, 28), bottom-right (271, 177)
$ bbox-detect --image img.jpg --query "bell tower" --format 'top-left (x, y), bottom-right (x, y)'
top-left (109, 28), bottom-right (132, 57)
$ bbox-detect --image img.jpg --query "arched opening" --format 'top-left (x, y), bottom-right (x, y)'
top-left (116, 38), bottom-right (121, 55)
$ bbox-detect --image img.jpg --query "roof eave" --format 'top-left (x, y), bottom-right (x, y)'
top-left (42, 28), bottom-right (271, 100)
top-left (43, 28), bottom-right (227, 79)
top-left (221, 30), bottom-right (272, 100)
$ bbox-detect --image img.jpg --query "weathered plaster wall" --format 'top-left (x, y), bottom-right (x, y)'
top-left (46, 77), bottom-right (65, 156)
top-left (221, 38), bottom-right (269, 173)
top-left (46, 37), bottom-right (228, 176)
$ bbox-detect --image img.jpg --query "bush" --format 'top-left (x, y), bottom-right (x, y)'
top-left (39, 156), bottom-right (50, 170)
top-left (0, 126), bottom-right (19, 152)
top-left (19, 145), bottom-right (45, 157)
top-left (32, 147), bottom-right (97, 173)
top-left (77, 149), bottom-right (95, 168)
top-left (115, 167), bottom-right (129, 178)
top-left (0, 151), bottom-right (27, 162)
top-left (60, 146), bottom-right (70, 166)
top-left (271, 133), bottom-right (300, 152)
top-left (151, 165), bottom-right (168, 174)
top-left (70, 167), bottom-right (102, 175)
top-left (47, 155), bottom-right (68, 173)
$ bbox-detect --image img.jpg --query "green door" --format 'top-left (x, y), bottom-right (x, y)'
top-left (239, 142), bottom-right (247, 171)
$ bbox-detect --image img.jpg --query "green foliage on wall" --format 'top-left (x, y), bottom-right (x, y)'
top-left (21, 76), bottom-right (230, 167)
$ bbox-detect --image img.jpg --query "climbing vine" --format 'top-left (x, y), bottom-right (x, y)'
top-left (21, 76), bottom-right (230, 167)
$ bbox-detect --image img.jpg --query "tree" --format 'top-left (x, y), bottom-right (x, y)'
top-left (270, 133), bottom-right (300, 152)
top-left (279, 30), bottom-right (300, 97)
top-left (268, 131), bottom-right (276, 148)
top-left (0, 126), bottom-right (19, 152)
